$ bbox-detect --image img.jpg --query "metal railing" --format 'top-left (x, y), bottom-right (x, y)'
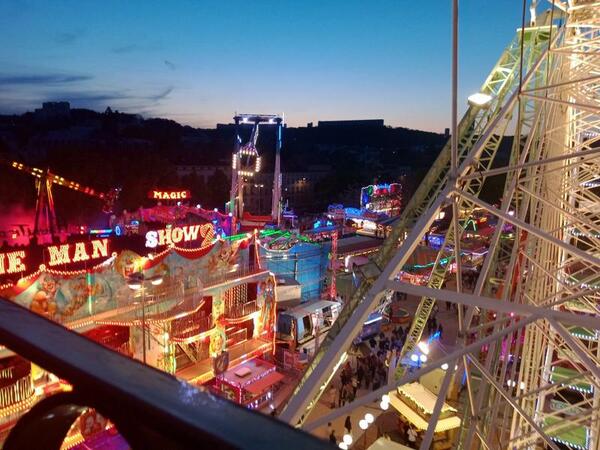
top-left (0, 297), bottom-right (330, 450)
top-left (226, 300), bottom-right (259, 319)
top-left (171, 312), bottom-right (214, 338)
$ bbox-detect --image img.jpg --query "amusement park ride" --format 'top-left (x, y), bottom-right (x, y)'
top-left (229, 114), bottom-right (283, 227)
top-left (280, 2), bottom-right (600, 450)
top-left (1, 158), bottom-right (119, 241)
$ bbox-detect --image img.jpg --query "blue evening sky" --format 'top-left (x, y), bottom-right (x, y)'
top-left (0, 1), bottom-right (531, 131)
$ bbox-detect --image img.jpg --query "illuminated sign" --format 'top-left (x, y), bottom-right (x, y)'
top-left (145, 224), bottom-right (214, 248)
top-left (47, 239), bottom-right (110, 266)
top-left (0, 250), bottom-right (26, 275)
top-left (0, 238), bottom-right (110, 278)
top-left (148, 190), bottom-right (191, 200)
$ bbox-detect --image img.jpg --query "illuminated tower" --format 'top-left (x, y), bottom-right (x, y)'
top-left (229, 114), bottom-right (282, 222)
top-left (281, 3), bottom-right (600, 450)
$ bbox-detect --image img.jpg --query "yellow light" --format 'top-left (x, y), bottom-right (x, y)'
top-left (467, 92), bottom-right (493, 107)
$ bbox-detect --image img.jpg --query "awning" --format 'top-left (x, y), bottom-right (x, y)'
top-left (367, 437), bottom-right (412, 450)
top-left (388, 391), bottom-right (461, 432)
top-left (244, 371), bottom-right (285, 395)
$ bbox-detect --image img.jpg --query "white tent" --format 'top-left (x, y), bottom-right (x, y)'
top-left (367, 437), bottom-right (413, 450)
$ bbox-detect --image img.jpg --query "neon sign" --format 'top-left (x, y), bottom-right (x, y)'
top-left (0, 250), bottom-right (26, 275)
top-left (148, 190), bottom-right (191, 200)
top-left (145, 224), bottom-right (215, 248)
top-left (47, 239), bottom-right (110, 266)
top-left (0, 238), bottom-right (111, 277)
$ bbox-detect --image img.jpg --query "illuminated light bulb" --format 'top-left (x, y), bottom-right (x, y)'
top-left (339, 443), bottom-right (348, 450)
top-left (410, 354), bottom-right (419, 362)
top-left (343, 434), bottom-right (352, 445)
top-left (417, 341), bottom-right (430, 355)
top-left (441, 363), bottom-right (449, 370)
top-left (420, 354), bottom-right (428, 363)
top-left (467, 92), bottom-right (493, 107)
top-left (365, 413), bottom-right (374, 424)
top-left (380, 400), bottom-right (389, 410)
top-left (381, 394), bottom-right (390, 403)
top-left (359, 419), bottom-right (368, 430)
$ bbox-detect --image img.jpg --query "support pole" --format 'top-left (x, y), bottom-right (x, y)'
top-left (272, 118), bottom-right (283, 225)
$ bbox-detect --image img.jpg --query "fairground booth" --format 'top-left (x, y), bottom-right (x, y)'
top-left (0, 216), bottom-right (278, 439)
top-left (388, 382), bottom-right (461, 450)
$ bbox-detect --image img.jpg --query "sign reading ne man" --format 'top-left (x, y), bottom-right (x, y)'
top-left (46, 239), bottom-right (110, 266)
top-left (0, 238), bottom-right (111, 277)
top-left (145, 224), bottom-right (214, 249)
top-left (148, 190), bottom-right (191, 200)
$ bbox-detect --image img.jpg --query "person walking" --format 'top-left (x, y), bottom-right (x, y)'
top-left (357, 363), bottom-right (364, 388)
top-left (338, 383), bottom-right (346, 408)
top-left (329, 385), bottom-right (337, 409)
top-left (407, 426), bottom-right (417, 448)
top-left (344, 415), bottom-right (352, 435)
top-left (329, 429), bottom-right (337, 445)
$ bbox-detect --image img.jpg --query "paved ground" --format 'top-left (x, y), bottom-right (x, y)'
top-left (272, 291), bottom-right (465, 448)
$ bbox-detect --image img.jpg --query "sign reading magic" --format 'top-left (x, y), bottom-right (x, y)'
top-left (148, 190), bottom-right (191, 201)
top-left (0, 238), bottom-right (110, 278)
top-left (145, 224), bottom-right (214, 249)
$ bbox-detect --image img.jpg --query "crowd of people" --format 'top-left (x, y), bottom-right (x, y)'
top-left (328, 326), bottom-right (411, 411)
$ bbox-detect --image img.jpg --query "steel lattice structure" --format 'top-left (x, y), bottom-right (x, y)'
top-left (280, 2), bottom-right (600, 450)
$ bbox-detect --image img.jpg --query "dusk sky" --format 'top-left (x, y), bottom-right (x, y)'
top-left (1, 1), bottom-right (529, 131)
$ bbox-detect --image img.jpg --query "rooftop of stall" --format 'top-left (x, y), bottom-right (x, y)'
top-left (273, 275), bottom-right (302, 308)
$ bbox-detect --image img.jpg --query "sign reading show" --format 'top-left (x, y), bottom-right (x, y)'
top-left (148, 190), bottom-right (191, 201)
top-left (145, 224), bottom-right (214, 249)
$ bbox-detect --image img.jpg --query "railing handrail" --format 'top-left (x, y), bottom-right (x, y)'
top-left (0, 297), bottom-right (329, 450)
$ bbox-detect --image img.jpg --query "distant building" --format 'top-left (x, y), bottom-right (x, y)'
top-left (34, 102), bottom-right (71, 121)
top-left (175, 164), bottom-right (230, 183)
top-left (175, 164), bottom-right (331, 214)
top-left (317, 119), bottom-right (384, 128)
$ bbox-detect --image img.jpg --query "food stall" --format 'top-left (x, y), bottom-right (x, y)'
top-left (388, 382), bottom-right (460, 450)
top-left (214, 359), bottom-right (284, 409)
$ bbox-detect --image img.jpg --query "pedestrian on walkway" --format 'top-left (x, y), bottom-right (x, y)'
top-left (373, 372), bottom-right (381, 391)
top-left (351, 375), bottom-right (358, 399)
top-left (407, 426), bottom-right (417, 448)
top-left (364, 369), bottom-right (372, 389)
top-left (438, 323), bottom-right (444, 339)
top-left (329, 429), bottom-right (337, 445)
top-left (329, 385), bottom-right (337, 409)
top-left (344, 415), bottom-right (352, 435)
top-left (357, 363), bottom-right (364, 388)
top-left (338, 384), bottom-right (346, 408)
